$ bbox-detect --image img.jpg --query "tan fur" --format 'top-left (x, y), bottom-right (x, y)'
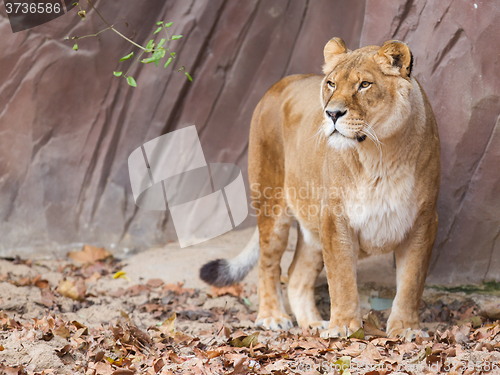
top-left (248, 38), bottom-right (440, 339)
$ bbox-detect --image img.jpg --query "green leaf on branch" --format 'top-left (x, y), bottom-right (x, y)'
top-left (157, 38), bottom-right (166, 48)
top-left (153, 48), bottom-right (166, 67)
top-left (165, 22), bottom-right (173, 27)
top-left (72, 2), bottom-right (78, 6)
top-left (164, 57), bottom-right (173, 68)
top-left (113, 71), bottom-right (122, 77)
top-left (120, 52), bottom-right (134, 61)
top-left (142, 47), bottom-right (165, 66)
top-left (126, 76), bottom-right (137, 87)
top-left (73, 44), bottom-right (78, 51)
top-left (156, 21), bottom-right (163, 25)
top-left (171, 35), bottom-right (182, 40)
top-left (154, 26), bottom-right (162, 34)
top-left (185, 72), bottom-right (193, 82)
top-left (145, 39), bottom-right (155, 52)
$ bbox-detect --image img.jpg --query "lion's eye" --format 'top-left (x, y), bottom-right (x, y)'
top-left (327, 81), bottom-right (336, 90)
top-left (359, 81), bottom-right (371, 90)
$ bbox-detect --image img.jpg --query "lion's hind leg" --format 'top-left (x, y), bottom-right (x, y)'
top-left (255, 209), bottom-right (294, 331)
top-left (287, 226), bottom-right (328, 330)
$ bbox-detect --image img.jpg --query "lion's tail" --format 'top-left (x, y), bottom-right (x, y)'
top-left (199, 228), bottom-right (259, 287)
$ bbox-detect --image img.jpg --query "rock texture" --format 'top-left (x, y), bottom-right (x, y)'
top-left (0, 0), bottom-right (365, 255)
top-left (360, 0), bottom-right (500, 284)
top-left (0, 0), bottom-right (499, 285)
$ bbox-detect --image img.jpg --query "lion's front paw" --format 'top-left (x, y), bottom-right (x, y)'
top-left (320, 325), bottom-right (353, 339)
top-left (306, 320), bottom-right (329, 330)
top-left (255, 316), bottom-right (293, 330)
top-left (388, 328), bottom-right (429, 341)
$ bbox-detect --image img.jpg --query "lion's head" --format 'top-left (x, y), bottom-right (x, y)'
top-left (320, 38), bottom-right (414, 150)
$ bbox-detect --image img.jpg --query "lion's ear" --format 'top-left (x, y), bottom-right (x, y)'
top-left (322, 37), bottom-right (347, 74)
top-left (376, 40), bottom-right (413, 78)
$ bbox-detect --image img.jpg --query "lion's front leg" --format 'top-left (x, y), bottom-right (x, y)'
top-left (387, 212), bottom-right (438, 340)
top-left (319, 211), bottom-right (362, 338)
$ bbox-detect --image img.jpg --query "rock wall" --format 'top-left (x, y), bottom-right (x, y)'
top-left (360, 0), bottom-right (500, 284)
top-left (0, 0), bottom-right (499, 285)
top-left (0, 0), bottom-right (365, 255)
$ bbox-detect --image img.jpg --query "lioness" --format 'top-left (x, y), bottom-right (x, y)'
top-left (201, 38), bottom-right (440, 339)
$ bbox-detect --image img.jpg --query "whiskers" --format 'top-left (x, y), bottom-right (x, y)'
top-left (360, 121), bottom-right (384, 157)
top-left (306, 124), bottom-right (327, 147)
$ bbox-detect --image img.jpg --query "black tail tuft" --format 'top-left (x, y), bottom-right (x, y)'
top-left (199, 259), bottom-right (236, 288)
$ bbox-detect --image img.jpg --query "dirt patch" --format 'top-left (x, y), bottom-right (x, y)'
top-left (1, 229), bottom-right (500, 374)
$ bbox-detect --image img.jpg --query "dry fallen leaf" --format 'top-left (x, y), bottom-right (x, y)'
top-left (229, 354), bottom-right (248, 375)
top-left (57, 278), bottom-right (86, 300)
top-left (160, 313), bottom-right (177, 335)
top-left (349, 327), bottom-right (365, 339)
top-left (211, 284), bottom-right (244, 298)
top-left (55, 344), bottom-right (72, 357)
top-left (34, 278), bottom-right (50, 289)
top-left (40, 288), bottom-right (56, 308)
top-left (154, 358), bottom-right (165, 373)
top-left (363, 320), bottom-right (387, 337)
top-left (86, 271), bottom-right (102, 284)
top-left (147, 278), bottom-right (164, 288)
top-left (68, 244), bottom-right (112, 264)
top-left (126, 284), bottom-right (149, 296)
top-left (229, 332), bottom-right (259, 348)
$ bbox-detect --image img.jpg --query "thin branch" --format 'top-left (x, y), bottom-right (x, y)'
top-left (86, 0), bottom-right (148, 51)
top-left (72, 26), bottom-right (112, 40)
top-left (125, 50), bottom-right (145, 77)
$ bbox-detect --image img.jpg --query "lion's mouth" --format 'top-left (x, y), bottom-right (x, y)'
top-left (356, 134), bottom-right (366, 142)
top-left (329, 128), bottom-right (366, 143)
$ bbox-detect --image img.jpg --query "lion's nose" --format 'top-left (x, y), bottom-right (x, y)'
top-left (326, 110), bottom-right (347, 124)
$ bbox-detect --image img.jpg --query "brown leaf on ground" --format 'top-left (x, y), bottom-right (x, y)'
top-left (229, 332), bottom-right (259, 348)
top-left (340, 342), bottom-right (364, 357)
top-left (67, 244), bottom-right (112, 264)
top-left (211, 284), bottom-right (244, 298)
top-left (86, 271), bottom-right (102, 284)
top-left (0, 365), bottom-right (26, 375)
top-left (10, 276), bottom-right (32, 287)
top-left (154, 358), bottom-right (165, 372)
top-left (159, 313), bottom-right (176, 335)
top-left (89, 362), bottom-right (114, 375)
top-left (147, 278), bottom-right (164, 288)
top-left (53, 319), bottom-right (71, 338)
top-left (111, 369), bottom-right (135, 375)
top-left (363, 320), bottom-right (387, 337)
top-left (57, 278), bottom-right (86, 301)
top-left (40, 288), bottom-right (56, 308)
top-left (126, 284), bottom-right (149, 297)
top-left (360, 342), bottom-right (382, 361)
top-left (229, 354), bottom-right (249, 375)
top-left (162, 282), bottom-right (194, 295)
top-left (109, 287), bottom-right (126, 298)
top-left (34, 278), bottom-right (50, 289)
top-left (54, 344), bottom-right (72, 357)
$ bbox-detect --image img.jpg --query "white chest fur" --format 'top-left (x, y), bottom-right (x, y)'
top-left (345, 165), bottom-right (418, 249)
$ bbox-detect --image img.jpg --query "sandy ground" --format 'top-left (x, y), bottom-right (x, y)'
top-left (1, 226), bottom-right (500, 374)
